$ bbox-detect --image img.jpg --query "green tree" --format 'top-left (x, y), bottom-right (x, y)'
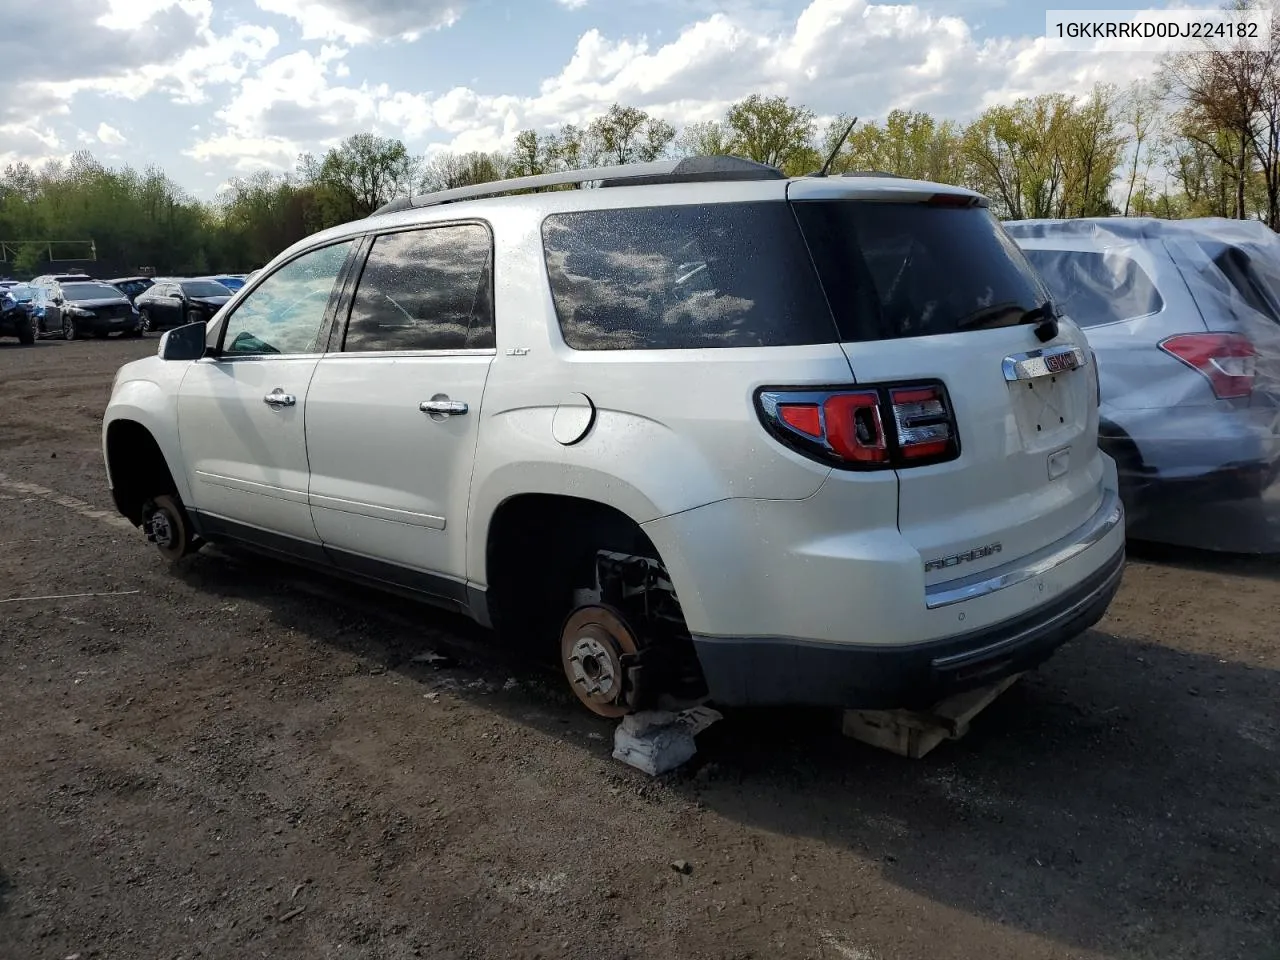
top-left (724, 94), bottom-right (816, 172)
top-left (13, 241), bottom-right (47, 276)
top-left (587, 104), bottom-right (676, 164)
top-left (301, 133), bottom-right (416, 222)
top-left (674, 120), bottom-right (733, 157)
top-left (419, 151), bottom-right (507, 192)
top-left (508, 130), bottom-right (548, 178)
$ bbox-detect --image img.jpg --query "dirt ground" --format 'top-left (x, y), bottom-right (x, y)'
top-left (1, 337), bottom-right (1278, 960)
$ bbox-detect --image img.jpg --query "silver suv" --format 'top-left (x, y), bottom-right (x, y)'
top-left (103, 157), bottom-right (1126, 718)
top-left (1006, 217), bottom-right (1280, 552)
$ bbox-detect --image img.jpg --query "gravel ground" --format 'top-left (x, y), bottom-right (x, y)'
top-left (1, 336), bottom-right (1278, 960)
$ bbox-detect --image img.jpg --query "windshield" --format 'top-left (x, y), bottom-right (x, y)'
top-left (62, 282), bottom-right (126, 300)
top-left (8, 284), bottom-right (35, 301)
top-left (791, 201), bottom-right (1050, 341)
top-left (182, 280), bottom-right (233, 298)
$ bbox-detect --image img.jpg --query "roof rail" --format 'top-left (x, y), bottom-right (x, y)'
top-left (839, 170), bottom-right (907, 179)
top-left (371, 155), bottom-right (786, 216)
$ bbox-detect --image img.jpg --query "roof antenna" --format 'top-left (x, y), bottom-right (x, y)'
top-left (815, 116), bottom-right (858, 178)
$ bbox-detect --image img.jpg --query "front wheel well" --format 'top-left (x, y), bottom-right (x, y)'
top-left (105, 420), bottom-right (179, 526)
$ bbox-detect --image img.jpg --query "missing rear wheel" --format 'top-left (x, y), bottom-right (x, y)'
top-left (560, 605), bottom-right (640, 718)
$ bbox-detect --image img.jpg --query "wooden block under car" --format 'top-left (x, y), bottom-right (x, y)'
top-left (841, 673), bottom-right (1023, 759)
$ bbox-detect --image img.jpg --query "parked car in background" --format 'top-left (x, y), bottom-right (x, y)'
top-left (134, 278), bottom-right (234, 333)
top-left (33, 279), bottom-right (141, 340)
top-left (1006, 216), bottom-right (1280, 552)
top-left (103, 157), bottom-right (1125, 719)
top-left (203, 274), bottom-right (246, 292)
top-left (32, 272), bottom-right (94, 285)
top-left (0, 285), bottom-right (37, 344)
top-left (108, 276), bottom-right (156, 302)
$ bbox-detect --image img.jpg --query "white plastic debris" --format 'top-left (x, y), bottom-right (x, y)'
top-left (612, 706), bottom-right (723, 776)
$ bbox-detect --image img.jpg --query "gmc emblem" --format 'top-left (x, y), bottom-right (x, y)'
top-left (1045, 352), bottom-right (1079, 373)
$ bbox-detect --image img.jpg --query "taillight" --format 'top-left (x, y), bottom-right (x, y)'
top-left (1159, 333), bottom-right (1256, 400)
top-left (757, 381), bottom-right (960, 470)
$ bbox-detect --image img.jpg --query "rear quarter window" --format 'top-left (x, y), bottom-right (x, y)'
top-left (1021, 249), bottom-right (1164, 327)
top-left (541, 202), bottom-right (836, 350)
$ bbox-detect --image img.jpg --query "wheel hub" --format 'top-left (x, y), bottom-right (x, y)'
top-left (566, 634), bottom-right (622, 701)
top-left (144, 509), bottom-right (176, 548)
top-left (560, 605), bottom-right (639, 718)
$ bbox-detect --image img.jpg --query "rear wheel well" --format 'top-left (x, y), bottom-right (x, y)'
top-left (485, 494), bottom-right (704, 711)
top-left (105, 420), bottom-right (179, 526)
top-left (485, 494), bottom-right (659, 647)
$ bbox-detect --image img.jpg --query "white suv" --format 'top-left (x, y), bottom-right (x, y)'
top-left (102, 156), bottom-right (1126, 718)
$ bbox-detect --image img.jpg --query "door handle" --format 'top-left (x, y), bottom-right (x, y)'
top-left (263, 390), bottom-right (297, 407)
top-left (419, 399), bottom-right (468, 416)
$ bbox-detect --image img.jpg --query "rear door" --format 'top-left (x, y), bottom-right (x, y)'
top-left (305, 221), bottom-right (495, 597)
top-left (788, 182), bottom-right (1105, 586)
top-left (161, 284), bottom-right (184, 328)
top-left (43, 283), bottom-right (63, 331)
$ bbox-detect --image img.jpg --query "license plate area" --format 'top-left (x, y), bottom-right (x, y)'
top-left (1010, 374), bottom-right (1079, 448)
top-left (1003, 345), bottom-right (1087, 450)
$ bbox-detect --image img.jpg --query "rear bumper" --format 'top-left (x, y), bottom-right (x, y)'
top-left (693, 544), bottom-right (1125, 709)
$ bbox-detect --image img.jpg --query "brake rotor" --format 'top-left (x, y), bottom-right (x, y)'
top-left (560, 605), bottom-right (639, 718)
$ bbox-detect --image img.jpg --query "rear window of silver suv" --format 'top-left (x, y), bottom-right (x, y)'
top-left (1021, 248), bottom-right (1164, 327)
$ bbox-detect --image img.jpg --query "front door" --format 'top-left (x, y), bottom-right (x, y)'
top-left (305, 222), bottom-right (495, 598)
top-left (176, 238), bottom-right (357, 552)
top-left (41, 284), bottom-right (63, 333)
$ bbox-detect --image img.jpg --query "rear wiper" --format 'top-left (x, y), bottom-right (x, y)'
top-left (954, 300), bottom-right (1060, 340)
top-left (1020, 301), bottom-right (1060, 343)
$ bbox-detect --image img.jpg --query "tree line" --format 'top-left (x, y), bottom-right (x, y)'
top-left (2, 4), bottom-right (1278, 276)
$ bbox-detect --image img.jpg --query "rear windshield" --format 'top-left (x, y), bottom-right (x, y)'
top-left (1021, 248), bottom-right (1163, 326)
top-left (62, 282), bottom-right (125, 300)
top-left (541, 202), bottom-right (836, 350)
top-left (791, 202), bottom-right (1049, 341)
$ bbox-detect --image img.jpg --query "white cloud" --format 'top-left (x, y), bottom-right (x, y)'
top-left (0, 123), bottom-right (64, 171)
top-left (557, 0), bottom-right (589, 8)
top-left (96, 123), bottom-right (127, 145)
top-left (0, 0), bottom-right (278, 145)
top-left (187, 0), bottom-right (1160, 176)
top-left (254, 0), bottom-right (463, 44)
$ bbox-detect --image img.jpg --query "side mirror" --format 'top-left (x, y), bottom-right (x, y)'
top-left (158, 321), bottom-right (209, 361)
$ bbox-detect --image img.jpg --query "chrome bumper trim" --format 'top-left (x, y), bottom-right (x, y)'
top-left (925, 486), bottom-right (1124, 609)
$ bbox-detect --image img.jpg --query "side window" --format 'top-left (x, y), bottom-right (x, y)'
top-left (342, 224), bottom-right (494, 353)
top-left (220, 240), bottom-right (354, 356)
top-left (1021, 249), bottom-right (1163, 327)
top-left (541, 203), bottom-right (835, 350)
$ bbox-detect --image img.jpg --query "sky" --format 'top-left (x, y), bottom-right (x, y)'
top-left (0, 0), bottom-right (1186, 197)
